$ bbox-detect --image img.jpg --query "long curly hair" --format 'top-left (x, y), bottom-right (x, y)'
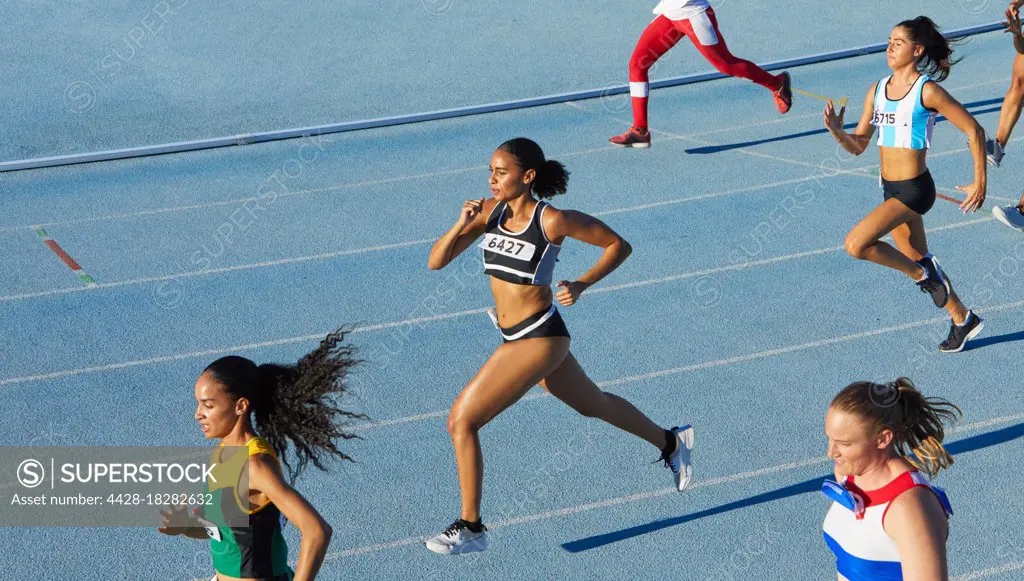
top-left (203, 328), bottom-right (367, 480)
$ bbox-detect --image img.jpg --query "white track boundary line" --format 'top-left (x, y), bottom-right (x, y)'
top-left (4, 22), bottom-right (1002, 174)
top-left (0, 76), bottom-right (1004, 235)
top-left (0, 238), bottom-right (438, 302)
top-left (0, 115), bottom-right (830, 233)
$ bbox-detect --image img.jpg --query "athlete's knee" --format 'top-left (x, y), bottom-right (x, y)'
top-left (844, 232), bottom-right (871, 260)
top-left (446, 411), bottom-right (479, 439)
top-left (629, 52), bottom-right (656, 78)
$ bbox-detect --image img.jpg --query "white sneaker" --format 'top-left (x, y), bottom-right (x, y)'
top-left (425, 519), bottom-right (489, 555)
top-left (993, 205), bottom-right (1024, 232)
top-left (661, 425), bottom-right (694, 491)
top-left (986, 139), bottom-right (1005, 167)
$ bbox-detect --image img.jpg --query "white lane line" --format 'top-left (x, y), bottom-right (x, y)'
top-left (0, 76), bottom-right (1006, 236)
top-left (3, 164), bottom-right (486, 232)
top-left (2, 116), bottom-right (1013, 303)
top-left (658, 127), bottom-right (878, 178)
top-left (0, 103), bottom-right (849, 233)
top-left (0, 219), bottom-right (998, 387)
top-left (953, 561), bottom-right (1024, 581)
top-left (682, 76), bottom-right (1008, 140)
top-left (6, 148), bottom-right (994, 304)
top-left (591, 172), bottom-right (850, 217)
top-left (0, 238), bottom-right (436, 302)
top-left (322, 413), bottom-right (1024, 561)
top-left (346, 294), bottom-right (1021, 433)
top-left (0, 162), bottom-right (883, 303)
top-left (573, 93), bottom-right (881, 179)
top-left (0, 307), bottom-right (492, 387)
top-left (591, 216), bottom-right (988, 294)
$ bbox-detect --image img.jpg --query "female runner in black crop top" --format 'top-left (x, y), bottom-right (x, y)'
top-left (423, 137), bottom-right (694, 555)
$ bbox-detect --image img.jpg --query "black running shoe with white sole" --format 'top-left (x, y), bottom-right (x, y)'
top-left (939, 311), bottom-right (984, 353)
top-left (658, 425), bottom-right (694, 491)
top-left (425, 519), bottom-right (489, 555)
top-left (916, 256), bottom-right (951, 308)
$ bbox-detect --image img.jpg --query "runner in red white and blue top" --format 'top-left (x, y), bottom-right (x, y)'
top-left (823, 378), bottom-right (960, 581)
top-left (610, 0), bottom-right (793, 148)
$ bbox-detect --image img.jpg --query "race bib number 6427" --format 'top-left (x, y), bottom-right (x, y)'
top-left (478, 233), bottom-right (536, 261)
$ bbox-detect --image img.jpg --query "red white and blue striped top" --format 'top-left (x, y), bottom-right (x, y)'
top-left (822, 471), bottom-right (952, 581)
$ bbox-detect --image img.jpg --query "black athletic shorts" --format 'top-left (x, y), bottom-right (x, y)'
top-left (882, 170), bottom-right (936, 215)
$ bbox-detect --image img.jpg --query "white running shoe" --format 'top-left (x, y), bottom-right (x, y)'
top-left (661, 425), bottom-right (694, 491)
top-left (993, 205), bottom-right (1024, 232)
top-left (986, 139), bottom-right (1005, 167)
top-left (425, 519), bottom-right (489, 555)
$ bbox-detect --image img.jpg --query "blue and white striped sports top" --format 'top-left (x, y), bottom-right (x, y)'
top-left (872, 75), bottom-right (936, 150)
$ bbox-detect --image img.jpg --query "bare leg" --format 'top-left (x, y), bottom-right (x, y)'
top-left (891, 219), bottom-right (969, 323)
top-left (540, 352), bottom-right (666, 449)
top-left (845, 198), bottom-right (925, 279)
top-left (446, 337), bottom-right (570, 522)
top-left (995, 54), bottom-right (1024, 147)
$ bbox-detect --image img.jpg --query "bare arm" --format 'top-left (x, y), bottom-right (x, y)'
top-left (427, 198), bottom-right (494, 270)
top-left (825, 84), bottom-right (877, 156)
top-left (885, 488), bottom-right (950, 581)
top-left (249, 456), bottom-right (332, 581)
top-left (922, 81), bottom-right (987, 213)
top-left (543, 208), bottom-right (631, 306)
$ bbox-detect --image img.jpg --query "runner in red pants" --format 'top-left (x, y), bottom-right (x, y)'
top-left (610, 1), bottom-right (793, 148)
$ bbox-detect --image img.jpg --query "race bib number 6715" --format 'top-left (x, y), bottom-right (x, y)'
top-left (478, 233), bottom-right (536, 261)
top-left (873, 110), bottom-right (896, 126)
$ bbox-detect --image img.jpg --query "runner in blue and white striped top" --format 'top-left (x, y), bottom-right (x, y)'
top-left (823, 16), bottom-right (988, 353)
top-left (872, 73), bottom-right (936, 150)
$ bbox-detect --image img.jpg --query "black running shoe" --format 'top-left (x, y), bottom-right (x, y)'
top-left (939, 311), bottom-right (984, 353)
top-left (916, 256), bottom-right (951, 308)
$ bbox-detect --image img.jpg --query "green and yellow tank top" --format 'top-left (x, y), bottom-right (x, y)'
top-left (203, 437), bottom-right (293, 581)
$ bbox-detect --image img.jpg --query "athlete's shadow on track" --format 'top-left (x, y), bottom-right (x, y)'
top-left (963, 329), bottom-right (1024, 351)
top-left (561, 421), bottom-right (1024, 553)
top-left (684, 98), bottom-right (1005, 155)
